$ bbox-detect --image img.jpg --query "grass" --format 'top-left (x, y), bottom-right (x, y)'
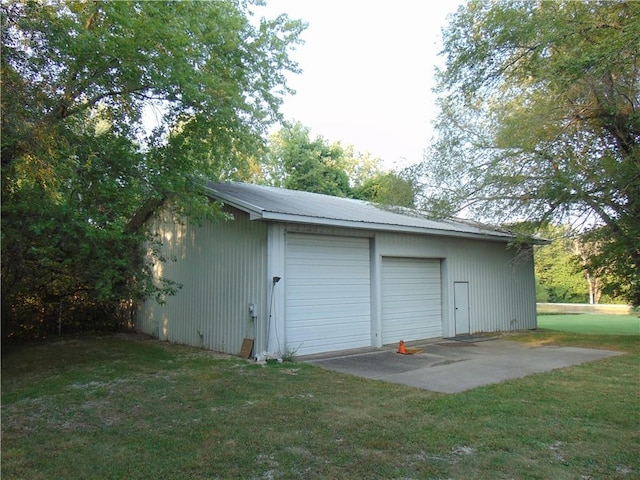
top-left (2, 328), bottom-right (638, 480)
top-left (538, 313), bottom-right (639, 335)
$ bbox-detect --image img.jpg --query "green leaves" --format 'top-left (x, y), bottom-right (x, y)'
top-left (422, 0), bottom-right (640, 305)
top-left (1, 0), bottom-right (305, 338)
top-left (353, 172), bottom-right (416, 208)
top-left (266, 122), bottom-right (353, 197)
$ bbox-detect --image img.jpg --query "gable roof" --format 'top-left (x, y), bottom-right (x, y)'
top-left (204, 181), bottom-right (524, 243)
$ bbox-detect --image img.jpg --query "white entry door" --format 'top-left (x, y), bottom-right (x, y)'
top-left (454, 281), bottom-right (470, 335)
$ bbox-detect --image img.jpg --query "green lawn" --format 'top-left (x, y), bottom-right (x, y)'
top-left (538, 313), bottom-right (640, 335)
top-left (2, 332), bottom-right (638, 479)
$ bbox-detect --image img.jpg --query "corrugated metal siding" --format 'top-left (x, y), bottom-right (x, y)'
top-left (375, 233), bottom-right (537, 336)
top-left (137, 207), bottom-right (537, 356)
top-left (136, 206), bottom-right (267, 354)
top-left (459, 243), bottom-right (536, 334)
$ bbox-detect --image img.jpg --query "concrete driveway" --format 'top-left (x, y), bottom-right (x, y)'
top-left (305, 338), bottom-right (624, 393)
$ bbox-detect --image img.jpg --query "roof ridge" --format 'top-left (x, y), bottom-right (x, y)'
top-left (203, 181), bottom-right (539, 243)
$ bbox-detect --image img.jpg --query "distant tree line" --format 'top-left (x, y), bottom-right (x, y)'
top-left (535, 225), bottom-right (626, 305)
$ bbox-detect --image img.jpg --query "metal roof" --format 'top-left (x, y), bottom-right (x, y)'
top-left (204, 181), bottom-right (522, 242)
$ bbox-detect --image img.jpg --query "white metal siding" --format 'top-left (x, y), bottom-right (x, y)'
top-left (381, 258), bottom-right (442, 344)
top-left (375, 233), bottom-right (537, 336)
top-left (137, 202), bottom-right (537, 357)
top-left (136, 206), bottom-right (267, 354)
top-left (285, 234), bottom-right (371, 356)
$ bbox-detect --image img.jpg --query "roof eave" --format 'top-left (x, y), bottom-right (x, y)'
top-left (260, 211), bottom-right (517, 242)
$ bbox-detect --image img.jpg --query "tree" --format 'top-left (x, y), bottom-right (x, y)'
top-left (1, 0), bottom-right (305, 339)
top-left (265, 122), bottom-right (353, 196)
top-left (535, 225), bottom-right (590, 304)
top-left (535, 224), bottom-right (627, 304)
top-left (353, 171), bottom-right (416, 208)
top-left (416, 0), bottom-right (640, 305)
top-left (264, 122), bottom-right (416, 206)
top-left (339, 146), bottom-right (382, 190)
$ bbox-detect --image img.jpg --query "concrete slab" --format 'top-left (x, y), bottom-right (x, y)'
top-left (305, 339), bottom-right (624, 393)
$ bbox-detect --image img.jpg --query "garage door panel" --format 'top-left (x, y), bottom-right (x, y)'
top-left (287, 288), bottom-right (370, 306)
top-left (382, 257), bottom-right (442, 344)
top-left (287, 270), bottom-right (370, 283)
top-left (287, 295), bottom-right (371, 308)
top-left (384, 292), bottom-right (439, 303)
top-left (286, 317), bottom-right (371, 354)
top-left (288, 320), bottom-right (370, 339)
top-left (287, 335), bottom-right (370, 355)
top-left (288, 282), bottom-right (369, 294)
top-left (288, 274), bottom-right (370, 285)
top-left (286, 234), bottom-right (371, 356)
top-left (286, 306), bottom-right (370, 322)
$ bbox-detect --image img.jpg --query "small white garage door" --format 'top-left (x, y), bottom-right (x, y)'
top-left (381, 257), bottom-right (442, 344)
top-left (286, 234), bottom-right (371, 356)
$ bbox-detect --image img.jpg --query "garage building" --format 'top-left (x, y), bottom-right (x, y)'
top-left (136, 182), bottom-right (539, 358)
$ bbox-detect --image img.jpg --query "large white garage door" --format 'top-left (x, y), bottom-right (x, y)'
top-left (381, 257), bottom-right (442, 344)
top-left (286, 234), bottom-right (371, 356)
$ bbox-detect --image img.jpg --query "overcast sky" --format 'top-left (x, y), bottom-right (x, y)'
top-left (258, 0), bottom-right (464, 170)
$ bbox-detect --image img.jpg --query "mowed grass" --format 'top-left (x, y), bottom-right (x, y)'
top-left (538, 313), bottom-right (640, 335)
top-left (2, 330), bottom-right (638, 480)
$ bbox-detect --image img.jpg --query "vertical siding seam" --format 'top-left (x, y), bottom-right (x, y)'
top-left (136, 206), bottom-right (266, 354)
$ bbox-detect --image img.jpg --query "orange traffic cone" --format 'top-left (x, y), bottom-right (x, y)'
top-left (397, 340), bottom-right (407, 355)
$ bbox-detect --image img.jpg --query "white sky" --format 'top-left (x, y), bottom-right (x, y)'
top-left (258, 0), bottom-right (464, 170)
